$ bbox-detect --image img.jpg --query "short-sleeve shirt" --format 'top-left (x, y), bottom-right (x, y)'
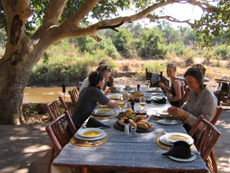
top-left (182, 86), bottom-right (217, 126)
top-left (71, 86), bottom-right (110, 129)
top-left (79, 77), bottom-right (89, 94)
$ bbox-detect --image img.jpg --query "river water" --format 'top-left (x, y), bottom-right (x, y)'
top-left (23, 86), bottom-right (76, 103)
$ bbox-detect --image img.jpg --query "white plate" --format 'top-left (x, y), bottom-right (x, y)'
top-left (109, 94), bottom-right (122, 100)
top-left (159, 110), bottom-right (169, 116)
top-left (160, 132), bottom-right (194, 146)
top-left (74, 130), bottom-right (107, 141)
top-left (77, 128), bottom-right (105, 138)
top-left (156, 119), bottom-right (179, 125)
top-left (169, 153), bottom-right (196, 162)
top-left (152, 96), bottom-right (164, 100)
top-left (91, 108), bottom-right (115, 116)
top-left (146, 87), bottom-right (162, 93)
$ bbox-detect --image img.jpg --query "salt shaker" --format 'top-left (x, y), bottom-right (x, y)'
top-left (131, 127), bottom-right (136, 137)
top-left (124, 119), bottom-right (130, 135)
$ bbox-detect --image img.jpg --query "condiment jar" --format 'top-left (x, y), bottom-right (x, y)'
top-left (124, 119), bottom-right (130, 135)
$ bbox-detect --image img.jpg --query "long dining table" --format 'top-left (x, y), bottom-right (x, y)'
top-left (52, 87), bottom-right (208, 173)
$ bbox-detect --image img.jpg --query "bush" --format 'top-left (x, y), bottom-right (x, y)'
top-left (183, 48), bottom-right (197, 66)
top-left (214, 45), bottom-right (230, 60)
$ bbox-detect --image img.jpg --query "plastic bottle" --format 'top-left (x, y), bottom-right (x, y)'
top-left (124, 119), bottom-right (130, 135)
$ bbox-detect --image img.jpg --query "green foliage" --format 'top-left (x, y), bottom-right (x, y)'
top-left (203, 50), bottom-right (214, 63)
top-left (28, 56), bottom-right (90, 84)
top-left (183, 48), bottom-right (197, 65)
top-left (112, 28), bottom-right (134, 57)
top-left (76, 36), bottom-right (120, 59)
top-left (166, 42), bottom-right (185, 57)
top-left (214, 45), bottom-right (230, 60)
top-left (193, 0), bottom-right (230, 47)
top-left (137, 27), bottom-right (167, 59)
top-left (143, 62), bottom-right (166, 73)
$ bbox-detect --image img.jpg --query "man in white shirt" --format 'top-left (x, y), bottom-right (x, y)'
top-left (79, 65), bottom-right (111, 95)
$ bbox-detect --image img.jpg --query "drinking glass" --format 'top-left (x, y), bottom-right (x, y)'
top-left (139, 97), bottom-right (146, 110)
top-left (145, 80), bottom-right (151, 88)
top-left (118, 97), bottom-right (125, 112)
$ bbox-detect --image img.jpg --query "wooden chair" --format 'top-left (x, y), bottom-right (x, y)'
top-left (192, 64), bottom-right (206, 76)
top-left (46, 111), bottom-right (77, 173)
top-left (77, 81), bottom-right (82, 90)
top-left (145, 68), bottom-right (169, 87)
top-left (216, 82), bottom-right (230, 106)
top-left (178, 87), bottom-right (191, 108)
top-left (68, 87), bottom-right (79, 107)
top-left (205, 106), bottom-right (223, 173)
top-left (45, 96), bottom-right (70, 121)
top-left (189, 115), bottom-right (221, 173)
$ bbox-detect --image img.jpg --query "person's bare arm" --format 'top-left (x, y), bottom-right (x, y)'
top-left (168, 80), bottom-right (182, 102)
top-left (106, 96), bottom-right (130, 108)
top-left (159, 82), bottom-right (171, 93)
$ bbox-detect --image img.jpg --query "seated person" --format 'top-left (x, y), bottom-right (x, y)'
top-left (79, 64), bottom-right (111, 95)
top-left (71, 71), bottom-right (130, 131)
top-left (168, 67), bottom-right (217, 131)
top-left (159, 63), bottom-right (184, 107)
top-left (99, 61), bottom-right (114, 91)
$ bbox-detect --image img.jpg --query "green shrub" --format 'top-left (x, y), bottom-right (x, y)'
top-left (214, 45), bottom-right (230, 60)
top-left (183, 48), bottom-right (197, 65)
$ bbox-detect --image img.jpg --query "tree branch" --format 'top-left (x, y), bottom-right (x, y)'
top-left (58, 0), bottom-right (174, 41)
top-left (147, 14), bottom-right (230, 29)
top-left (61, 0), bottom-right (100, 28)
top-left (43, 0), bottom-right (68, 26)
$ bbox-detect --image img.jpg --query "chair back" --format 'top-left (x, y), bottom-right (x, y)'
top-left (192, 64), bottom-right (206, 76)
top-left (217, 82), bottom-right (230, 106)
top-left (211, 106), bottom-right (223, 125)
top-left (77, 81), bottom-right (82, 90)
top-left (46, 111), bottom-right (77, 154)
top-left (145, 68), bottom-right (169, 87)
top-left (178, 87), bottom-right (191, 108)
top-left (68, 87), bottom-right (79, 107)
top-left (45, 96), bottom-right (70, 121)
top-left (189, 116), bottom-right (221, 161)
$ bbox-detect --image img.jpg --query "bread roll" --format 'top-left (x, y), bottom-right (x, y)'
top-left (145, 122), bottom-right (151, 128)
top-left (129, 121), bottom-right (137, 128)
top-left (134, 115), bottom-right (143, 122)
top-left (118, 120), bottom-right (125, 126)
top-left (136, 122), bottom-right (148, 129)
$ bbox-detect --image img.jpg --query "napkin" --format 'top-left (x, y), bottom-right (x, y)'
top-left (86, 117), bottom-right (110, 128)
top-left (162, 141), bottom-right (191, 159)
top-left (153, 97), bottom-right (166, 104)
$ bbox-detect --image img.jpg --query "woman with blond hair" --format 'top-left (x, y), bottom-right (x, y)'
top-left (159, 63), bottom-right (184, 107)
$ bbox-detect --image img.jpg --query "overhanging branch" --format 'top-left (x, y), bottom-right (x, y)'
top-left (147, 14), bottom-right (230, 29)
top-left (43, 0), bottom-right (68, 26)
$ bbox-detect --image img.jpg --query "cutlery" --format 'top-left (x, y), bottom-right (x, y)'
top-left (86, 141), bottom-right (99, 145)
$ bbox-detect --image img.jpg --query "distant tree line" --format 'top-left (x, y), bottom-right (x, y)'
top-left (67, 21), bottom-right (230, 60)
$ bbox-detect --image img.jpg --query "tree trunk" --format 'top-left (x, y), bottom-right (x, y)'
top-left (0, 60), bottom-right (30, 124)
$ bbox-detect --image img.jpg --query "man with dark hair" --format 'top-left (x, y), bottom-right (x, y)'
top-left (71, 71), bottom-right (129, 131)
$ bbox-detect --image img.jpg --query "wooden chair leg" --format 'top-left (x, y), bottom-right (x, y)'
top-left (82, 167), bottom-right (88, 173)
top-left (210, 149), bottom-right (218, 173)
top-left (47, 146), bottom-right (55, 173)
